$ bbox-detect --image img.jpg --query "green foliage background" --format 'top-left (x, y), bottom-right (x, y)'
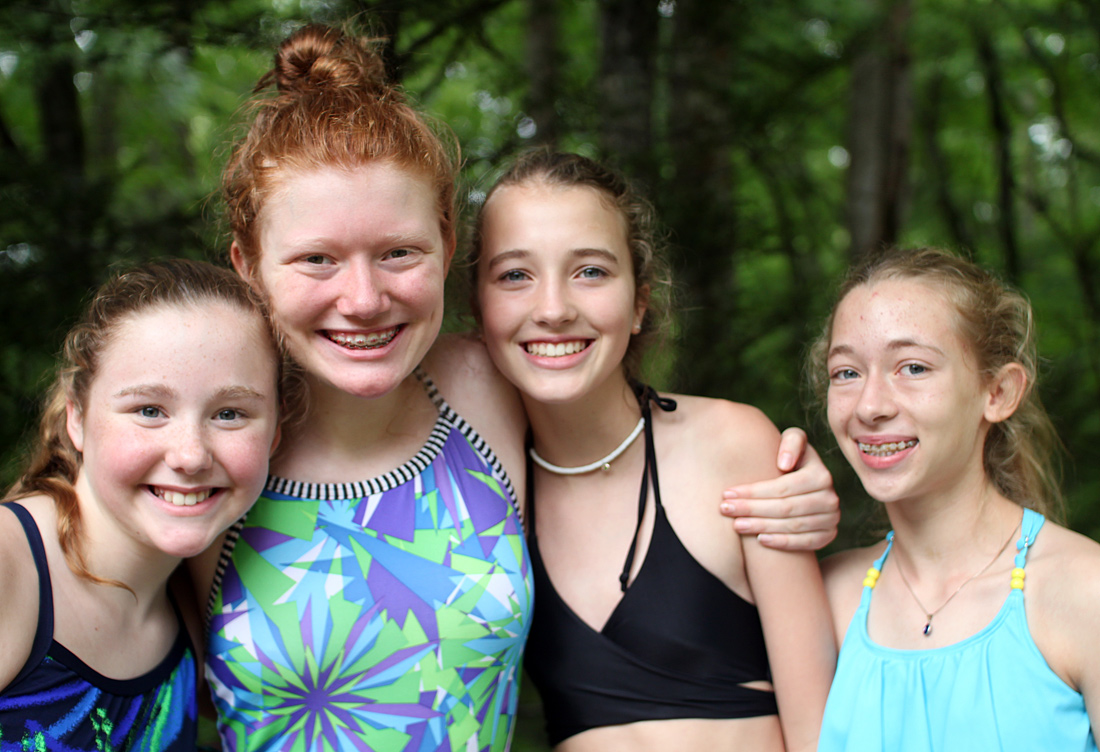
top-left (2, 1), bottom-right (1099, 747)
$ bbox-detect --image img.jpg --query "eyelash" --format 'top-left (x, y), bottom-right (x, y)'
top-left (577, 266), bottom-right (607, 279)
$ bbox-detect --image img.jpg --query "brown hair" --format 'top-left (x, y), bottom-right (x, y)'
top-left (807, 247), bottom-right (1064, 520)
top-left (4, 259), bottom-right (295, 588)
top-left (223, 23), bottom-right (459, 267)
top-left (470, 148), bottom-right (673, 382)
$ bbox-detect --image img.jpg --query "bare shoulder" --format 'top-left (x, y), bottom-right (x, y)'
top-left (422, 334), bottom-right (528, 506)
top-left (660, 393), bottom-right (782, 484)
top-left (821, 541), bottom-right (887, 639)
top-left (1027, 521), bottom-right (1100, 622)
top-left (0, 500), bottom-right (46, 690)
top-left (424, 334), bottom-right (523, 419)
top-left (1018, 521), bottom-right (1100, 694)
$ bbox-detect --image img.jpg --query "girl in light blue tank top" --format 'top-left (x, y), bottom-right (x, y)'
top-left (809, 248), bottom-right (1100, 751)
top-left (820, 508), bottom-right (1095, 751)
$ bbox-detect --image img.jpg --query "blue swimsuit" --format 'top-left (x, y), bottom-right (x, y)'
top-left (819, 508), bottom-right (1096, 751)
top-left (0, 502), bottom-right (197, 752)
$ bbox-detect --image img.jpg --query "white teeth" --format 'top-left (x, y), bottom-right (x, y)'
top-left (329, 327), bottom-right (399, 350)
top-left (859, 440), bottom-right (918, 457)
top-left (525, 341), bottom-right (587, 357)
top-left (156, 488), bottom-right (213, 506)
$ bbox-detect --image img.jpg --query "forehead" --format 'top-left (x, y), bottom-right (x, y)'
top-left (482, 182), bottom-right (628, 247)
top-left (831, 278), bottom-right (964, 349)
top-left (259, 162), bottom-right (441, 237)
top-left (101, 301), bottom-right (274, 368)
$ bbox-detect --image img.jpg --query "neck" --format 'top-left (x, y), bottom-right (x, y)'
top-left (885, 475), bottom-right (1022, 571)
top-left (523, 373), bottom-right (641, 469)
top-left (288, 372), bottom-right (431, 457)
top-left (73, 498), bottom-right (179, 611)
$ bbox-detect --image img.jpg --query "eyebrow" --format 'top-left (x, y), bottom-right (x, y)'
top-left (827, 338), bottom-right (946, 360)
top-left (484, 247), bottom-right (621, 271)
top-left (114, 385), bottom-right (269, 401)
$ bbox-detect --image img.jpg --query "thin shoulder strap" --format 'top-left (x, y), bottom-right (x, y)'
top-left (4, 502), bottom-right (55, 688)
top-left (618, 385), bottom-right (677, 593)
top-left (524, 430), bottom-right (537, 534)
top-left (1013, 507), bottom-right (1045, 573)
top-left (859, 531), bottom-right (894, 595)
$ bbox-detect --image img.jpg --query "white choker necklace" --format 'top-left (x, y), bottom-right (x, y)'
top-left (529, 417), bottom-right (645, 475)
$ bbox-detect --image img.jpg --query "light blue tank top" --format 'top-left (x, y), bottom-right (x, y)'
top-left (819, 508), bottom-right (1096, 752)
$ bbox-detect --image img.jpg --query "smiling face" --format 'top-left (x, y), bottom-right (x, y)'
top-left (476, 182), bottom-right (646, 406)
top-left (825, 278), bottom-right (1004, 506)
top-left (234, 162), bottom-right (452, 403)
top-left (66, 301), bottom-right (280, 559)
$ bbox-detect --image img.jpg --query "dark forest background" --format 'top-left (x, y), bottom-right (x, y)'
top-left (2, 2), bottom-right (1098, 744)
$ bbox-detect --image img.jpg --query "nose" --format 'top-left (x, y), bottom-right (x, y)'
top-left (854, 371), bottom-right (897, 425)
top-left (166, 422), bottom-right (214, 475)
top-left (336, 259), bottom-right (390, 320)
top-left (533, 277), bottom-right (576, 327)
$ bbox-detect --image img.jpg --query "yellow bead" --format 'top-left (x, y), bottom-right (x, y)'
top-left (1012, 568), bottom-right (1026, 580)
top-left (863, 567), bottom-right (881, 588)
top-left (1011, 578), bottom-right (1025, 590)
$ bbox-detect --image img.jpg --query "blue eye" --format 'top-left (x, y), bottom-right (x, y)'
top-left (139, 406), bottom-right (162, 419)
top-left (217, 408), bottom-right (242, 421)
top-left (578, 266), bottom-right (606, 279)
top-left (832, 368), bottom-right (859, 381)
top-left (388, 248), bottom-right (410, 259)
top-left (500, 270), bottom-right (528, 282)
top-left (903, 364), bottom-right (927, 376)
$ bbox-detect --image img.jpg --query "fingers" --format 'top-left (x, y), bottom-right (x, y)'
top-left (755, 528), bottom-right (839, 552)
top-left (724, 474), bottom-right (828, 503)
top-left (775, 426), bottom-right (809, 472)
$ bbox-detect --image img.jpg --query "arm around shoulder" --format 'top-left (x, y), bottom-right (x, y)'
top-left (704, 401), bottom-right (836, 752)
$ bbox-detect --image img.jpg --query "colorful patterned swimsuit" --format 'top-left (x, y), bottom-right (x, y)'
top-left (0, 502), bottom-right (197, 752)
top-left (205, 371), bottom-right (533, 752)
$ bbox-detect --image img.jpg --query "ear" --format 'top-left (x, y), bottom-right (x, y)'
top-left (632, 284), bottom-right (651, 334)
top-left (230, 241), bottom-right (256, 286)
top-left (66, 398), bottom-right (85, 454)
top-left (442, 234), bottom-right (457, 277)
top-left (984, 362), bottom-right (1027, 424)
top-left (269, 424), bottom-right (282, 457)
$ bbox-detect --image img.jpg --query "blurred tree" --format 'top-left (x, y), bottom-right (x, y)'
top-left (1, 0), bottom-right (1099, 678)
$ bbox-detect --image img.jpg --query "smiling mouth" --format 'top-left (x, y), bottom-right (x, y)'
top-left (525, 340), bottom-right (590, 358)
top-left (326, 326), bottom-right (401, 350)
top-left (151, 486), bottom-right (215, 506)
top-left (858, 440), bottom-right (917, 457)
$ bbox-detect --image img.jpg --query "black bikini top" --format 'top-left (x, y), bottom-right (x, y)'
top-left (522, 386), bottom-right (776, 746)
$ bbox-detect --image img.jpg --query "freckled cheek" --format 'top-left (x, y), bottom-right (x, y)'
top-left (83, 427), bottom-right (162, 490)
top-left (219, 435), bottom-right (275, 486)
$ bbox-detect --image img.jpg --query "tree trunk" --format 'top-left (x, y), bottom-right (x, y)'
top-left (525, 0), bottom-right (561, 147)
top-left (664, 0), bottom-right (741, 395)
top-left (846, 0), bottom-right (912, 261)
top-left (596, 0), bottom-right (658, 185)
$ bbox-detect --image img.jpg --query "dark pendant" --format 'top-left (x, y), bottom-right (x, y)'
top-left (923, 621), bottom-right (933, 637)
